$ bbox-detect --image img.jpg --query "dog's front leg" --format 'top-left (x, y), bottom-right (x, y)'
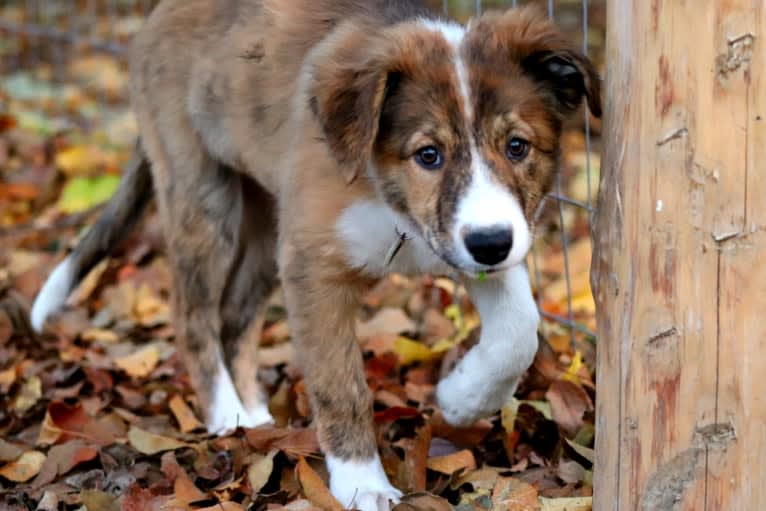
top-left (436, 264), bottom-right (540, 426)
top-left (281, 253), bottom-right (401, 511)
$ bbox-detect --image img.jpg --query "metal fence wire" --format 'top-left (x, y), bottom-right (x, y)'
top-left (0, 0), bottom-right (601, 345)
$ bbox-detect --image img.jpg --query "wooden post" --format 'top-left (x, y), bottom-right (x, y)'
top-left (591, 1), bottom-right (765, 510)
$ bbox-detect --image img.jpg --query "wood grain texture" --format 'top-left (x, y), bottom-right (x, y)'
top-left (592, 1), bottom-right (765, 510)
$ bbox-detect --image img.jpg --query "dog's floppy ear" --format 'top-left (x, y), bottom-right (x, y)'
top-left (309, 25), bottom-right (391, 184)
top-left (475, 6), bottom-right (602, 118)
top-left (523, 49), bottom-right (602, 118)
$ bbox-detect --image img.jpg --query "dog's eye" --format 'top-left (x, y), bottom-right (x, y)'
top-left (506, 137), bottom-right (530, 161)
top-left (414, 146), bottom-right (443, 170)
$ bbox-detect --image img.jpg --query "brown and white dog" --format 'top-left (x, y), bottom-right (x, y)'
top-left (31, 1), bottom-right (601, 509)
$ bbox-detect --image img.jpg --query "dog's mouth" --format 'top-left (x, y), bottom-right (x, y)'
top-left (421, 228), bottom-right (511, 280)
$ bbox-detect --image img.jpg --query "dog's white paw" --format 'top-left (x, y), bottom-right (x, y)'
top-left (327, 455), bottom-right (402, 511)
top-left (436, 366), bottom-right (515, 427)
top-left (206, 361), bottom-right (274, 434)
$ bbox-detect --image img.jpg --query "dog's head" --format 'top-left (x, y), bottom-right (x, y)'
top-left (311, 6), bottom-right (601, 276)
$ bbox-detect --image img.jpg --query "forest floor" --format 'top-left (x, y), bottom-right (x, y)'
top-left (0, 2), bottom-right (604, 510)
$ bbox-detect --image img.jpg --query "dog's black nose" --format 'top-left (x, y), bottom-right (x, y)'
top-left (464, 227), bottom-right (513, 266)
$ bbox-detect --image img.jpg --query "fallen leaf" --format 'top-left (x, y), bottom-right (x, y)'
top-left (169, 394), bottom-right (203, 433)
top-left (196, 503), bottom-right (246, 511)
top-left (296, 457), bottom-right (343, 511)
top-left (545, 380), bottom-right (594, 436)
top-left (539, 496), bottom-right (592, 511)
top-left (426, 449), bottom-right (476, 475)
top-left (393, 337), bottom-right (435, 365)
top-left (82, 327), bottom-right (120, 344)
top-left (80, 490), bottom-right (119, 511)
top-left (248, 449), bottom-right (277, 494)
top-left (57, 174), bottom-right (120, 213)
top-left (0, 450), bottom-right (46, 482)
top-left (0, 365), bottom-right (16, 392)
top-left (394, 492), bottom-right (453, 511)
top-left (31, 440), bottom-right (99, 487)
top-left (120, 484), bottom-right (171, 511)
top-left (491, 477), bottom-right (540, 511)
top-left (245, 427), bottom-right (319, 458)
top-left (128, 426), bottom-right (187, 455)
top-left (36, 490), bottom-right (59, 511)
top-left (0, 439), bottom-right (24, 463)
top-left (13, 375), bottom-right (42, 414)
top-left (114, 345), bottom-right (160, 378)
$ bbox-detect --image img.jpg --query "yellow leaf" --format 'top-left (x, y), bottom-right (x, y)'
top-left (393, 337), bottom-right (435, 365)
top-left (561, 351), bottom-right (584, 385)
top-left (426, 449), bottom-right (476, 475)
top-left (539, 496), bottom-right (592, 511)
top-left (0, 451), bottom-right (46, 482)
top-left (430, 338), bottom-right (456, 353)
top-left (13, 376), bottom-right (41, 414)
top-left (114, 345), bottom-right (159, 378)
top-left (169, 395), bottom-right (203, 434)
top-left (55, 144), bottom-right (121, 177)
top-left (128, 426), bottom-right (187, 455)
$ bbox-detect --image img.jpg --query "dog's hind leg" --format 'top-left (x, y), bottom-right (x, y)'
top-left (138, 110), bottom-right (260, 432)
top-left (219, 177), bottom-right (279, 427)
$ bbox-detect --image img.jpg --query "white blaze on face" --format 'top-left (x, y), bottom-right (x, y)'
top-left (419, 19), bottom-right (532, 270)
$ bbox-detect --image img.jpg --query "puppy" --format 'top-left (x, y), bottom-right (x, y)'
top-left (31, 1), bottom-right (601, 509)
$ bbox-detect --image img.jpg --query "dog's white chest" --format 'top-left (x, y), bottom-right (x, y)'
top-left (335, 200), bottom-right (450, 277)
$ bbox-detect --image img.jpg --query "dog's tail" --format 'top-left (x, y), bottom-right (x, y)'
top-left (31, 139), bottom-right (154, 332)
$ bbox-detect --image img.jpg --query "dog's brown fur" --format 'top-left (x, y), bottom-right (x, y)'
top-left (34, 0), bottom-right (601, 491)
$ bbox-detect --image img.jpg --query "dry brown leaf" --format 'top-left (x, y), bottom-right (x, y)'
top-left (426, 449), bottom-right (476, 475)
top-left (120, 484), bottom-right (171, 511)
top-left (0, 450), bottom-right (46, 482)
top-left (491, 477), bottom-right (541, 511)
top-left (296, 457), bottom-right (343, 511)
top-left (114, 345), bottom-right (160, 378)
top-left (0, 439), bottom-right (24, 464)
top-left (128, 426), bottom-right (187, 455)
top-left (394, 492), bottom-right (453, 511)
top-left (31, 440), bottom-right (99, 487)
top-left (169, 394), bottom-right (203, 433)
top-left (546, 380), bottom-right (594, 436)
top-left (245, 427), bottom-right (319, 457)
top-left (173, 472), bottom-right (208, 505)
top-left (248, 449), bottom-right (277, 494)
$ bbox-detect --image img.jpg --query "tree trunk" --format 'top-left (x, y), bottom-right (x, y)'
top-left (591, 1), bottom-right (765, 510)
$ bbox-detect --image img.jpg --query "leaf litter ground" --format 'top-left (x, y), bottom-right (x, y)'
top-left (0, 4), bottom-right (604, 509)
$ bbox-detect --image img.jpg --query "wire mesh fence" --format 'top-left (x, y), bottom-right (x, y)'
top-left (0, 0), bottom-right (603, 347)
